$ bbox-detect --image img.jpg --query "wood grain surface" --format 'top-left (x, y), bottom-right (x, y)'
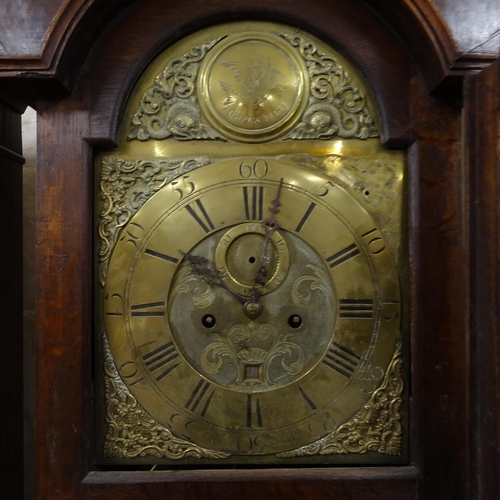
top-left (0, 1), bottom-right (498, 499)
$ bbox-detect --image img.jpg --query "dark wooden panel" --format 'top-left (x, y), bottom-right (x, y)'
top-left (0, 0), bottom-right (62, 57)
top-left (34, 86), bottom-right (93, 500)
top-left (465, 60), bottom-right (500, 500)
top-left (84, 468), bottom-right (418, 499)
top-left (0, 98), bottom-right (24, 500)
top-left (14, 1), bottom-right (499, 499)
top-left (409, 73), bottom-right (471, 499)
top-left (432, 0), bottom-right (500, 56)
top-left (0, 1), bottom-right (496, 104)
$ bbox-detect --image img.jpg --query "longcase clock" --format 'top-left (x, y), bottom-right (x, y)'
top-left (2, 0), bottom-right (497, 498)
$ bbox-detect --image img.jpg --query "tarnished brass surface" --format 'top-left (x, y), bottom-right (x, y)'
top-left (102, 158), bottom-right (400, 455)
top-left (123, 20), bottom-right (378, 151)
top-left (276, 336), bottom-right (403, 457)
top-left (214, 224), bottom-right (290, 296)
top-left (98, 156), bottom-right (210, 286)
top-left (102, 333), bottom-right (231, 460)
top-left (198, 32), bottom-right (308, 142)
top-left (96, 20), bottom-right (406, 464)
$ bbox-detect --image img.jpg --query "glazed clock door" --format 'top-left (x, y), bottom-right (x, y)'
top-left (96, 21), bottom-right (406, 466)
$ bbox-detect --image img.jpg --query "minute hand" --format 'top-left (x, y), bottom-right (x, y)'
top-left (253, 178), bottom-right (284, 297)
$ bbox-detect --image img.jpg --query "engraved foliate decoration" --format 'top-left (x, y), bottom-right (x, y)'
top-left (197, 32), bottom-right (309, 142)
top-left (102, 333), bottom-right (230, 460)
top-left (98, 156), bottom-right (210, 285)
top-left (102, 158), bottom-right (402, 456)
top-left (276, 337), bottom-right (403, 458)
top-left (128, 38), bottom-right (225, 141)
top-left (280, 33), bottom-right (378, 140)
top-left (99, 21), bottom-right (405, 464)
top-left (128, 27), bottom-right (378, 143)
top-left (168, 227), bottom-right (337, 394)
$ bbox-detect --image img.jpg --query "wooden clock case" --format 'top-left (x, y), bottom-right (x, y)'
top-left (0, 0), bottom-right (499, 498)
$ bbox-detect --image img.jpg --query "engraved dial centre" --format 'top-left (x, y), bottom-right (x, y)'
top-left (169, 228), bottom-right (336, 393)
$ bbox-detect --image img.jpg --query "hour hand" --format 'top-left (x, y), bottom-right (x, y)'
top-left (181, 251), bottom-right (246, 305)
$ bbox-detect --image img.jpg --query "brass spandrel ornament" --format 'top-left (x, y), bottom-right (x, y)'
top-left (102, 333), bottom-right (230, 460)
top-left (95, 20), bottom-right (406, 466)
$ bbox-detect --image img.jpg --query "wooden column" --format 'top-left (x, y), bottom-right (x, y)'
top-left (465, 60), bottom-right (500, 500)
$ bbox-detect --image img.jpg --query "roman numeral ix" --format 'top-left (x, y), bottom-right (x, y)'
top-left (142, 341), bottom-right (181, 382)
top-left (144, 248), bottom-right (179, 264)
top-left (130, 301), bottom-right (165, 317)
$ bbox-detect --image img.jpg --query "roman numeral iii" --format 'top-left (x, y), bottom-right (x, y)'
top-left (326, 243), bottom-right (360, 268)
top-left (338, 299), bottom-right (374, 319)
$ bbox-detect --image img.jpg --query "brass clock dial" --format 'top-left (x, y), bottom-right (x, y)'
top-left (104, 157), bottom-right (400, 456)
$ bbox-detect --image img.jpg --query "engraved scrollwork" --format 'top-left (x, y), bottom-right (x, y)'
top-left (98, 156), bottom-right (210, 286)
top-left (129, 38), bottom-right (226, 141)
top-left (102, 333), bottom-right (230, 460)
top-left (279, 32), bottom-right (378, 140)
top-left (276, 337), bottom-right (403, 458)
top-left (200, 321), bottom-right (305, 390)
top-left (177, 274), bottom-right (218, 309)
top-left (291, 264), bottom-right (331, 307)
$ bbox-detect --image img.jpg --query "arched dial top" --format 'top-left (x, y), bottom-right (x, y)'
top-left (104, 157), bottom-right (400, 456)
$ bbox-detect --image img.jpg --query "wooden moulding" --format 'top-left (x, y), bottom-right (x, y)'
top-left (3, 0), bottom-right (484, 99)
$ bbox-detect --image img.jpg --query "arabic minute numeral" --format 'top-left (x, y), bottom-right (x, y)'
top-left (239, 159), bottom-right (269, 178)
top-left (171, 175), bottom-right (195, 199)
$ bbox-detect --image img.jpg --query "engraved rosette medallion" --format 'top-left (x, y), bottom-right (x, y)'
top-left (198, 33), bottom-right (308, 142)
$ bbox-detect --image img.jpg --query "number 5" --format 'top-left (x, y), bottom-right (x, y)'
top-left (314, 180), bottom-right (335, 197)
